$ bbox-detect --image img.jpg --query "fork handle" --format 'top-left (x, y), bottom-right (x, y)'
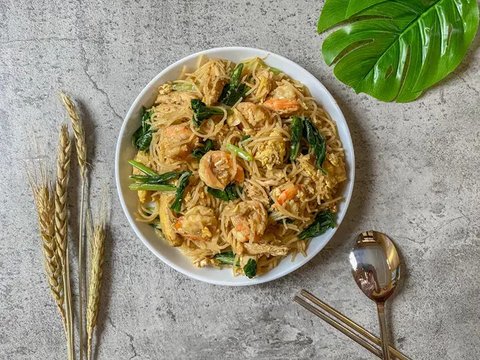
top-left (377, 302), bottom-right (391, 360)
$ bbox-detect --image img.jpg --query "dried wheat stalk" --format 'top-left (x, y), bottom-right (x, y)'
top-left (86, 217), bottom-right (107, 360)
top-left (60, 92), bottom-right (87, 177)
top-left (60, 92), bottom-right (89, 360)
top-left (54, 124), bottom-right (74, 360)
top-left (30, 169), bottom-right (66, 329)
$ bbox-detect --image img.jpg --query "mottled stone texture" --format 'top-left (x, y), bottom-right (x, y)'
top-left (1, 1), bottom-right (479, 359)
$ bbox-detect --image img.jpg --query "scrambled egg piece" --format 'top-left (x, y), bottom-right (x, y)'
top-left (252, 68), bottom-right (274, 102)
top-left (255, 129), bottom-right (286, 169)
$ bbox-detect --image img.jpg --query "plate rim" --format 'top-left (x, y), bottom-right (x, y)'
top-left (115, 46), bottom-right (355, 286)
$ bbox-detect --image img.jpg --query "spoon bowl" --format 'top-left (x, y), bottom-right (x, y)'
top-left (349, 231), bottom-right (401, 359)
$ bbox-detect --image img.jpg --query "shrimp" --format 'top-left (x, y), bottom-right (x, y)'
top-left (263, 83), bottom-right (300, 115)
top-left (157, 123), bottom-right (199, 161)
top-left (226, 200), bottom-right (268, 243)
top-left (263, 98), bottom-right (300, 115)
top-left (174, 205), bottom-right (218, 241)
top-left (276, 184), bottom-right (300, 205)
top-left (236, 102), bottom-right (272, 133)
top-left (199, 150), bottom-right (244, 190)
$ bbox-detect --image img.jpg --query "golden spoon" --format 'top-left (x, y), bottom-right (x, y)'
top-left (349, 231), bottom-right (401, 360)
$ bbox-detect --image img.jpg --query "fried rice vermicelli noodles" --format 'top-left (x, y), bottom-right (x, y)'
top-left (129, 56), bottom-right (347, 278)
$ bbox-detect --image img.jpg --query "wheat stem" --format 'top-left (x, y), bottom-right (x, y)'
top-left (60, 92), bottom-right (89, 360)
top-left (54, 124), bottom-right (75, 360)
top-left (86, 220), bottom-right (106, 360)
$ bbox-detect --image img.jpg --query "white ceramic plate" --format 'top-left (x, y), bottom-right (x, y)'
top-left (115, 47), bottom-right (355, 286)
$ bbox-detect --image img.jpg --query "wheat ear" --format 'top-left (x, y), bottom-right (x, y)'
top-left (60, 93), bottom-right (87, 177)
top-left (60, 92), bottom-right (89, 360)
top-left (86, 217), bottom-right (106, 360)
top-left (54, 124), bottom-right (74, 360)
top-left (30, 174), bottom-right (66, 328)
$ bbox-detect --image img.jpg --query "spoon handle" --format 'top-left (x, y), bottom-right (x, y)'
top-left (377, 302), bottom-right (391, 360)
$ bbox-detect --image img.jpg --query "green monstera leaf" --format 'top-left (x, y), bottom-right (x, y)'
top-left (317, 0), bottom-right (479, 102)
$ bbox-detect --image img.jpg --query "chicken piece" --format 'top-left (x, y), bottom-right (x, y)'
top-left (225, 200), bottom-right (268, 243)
top-left (132, 151), bottom-right (151, 203)
top-left (157, 123), bottom-right (199, 162)
top-left (244, 243), bottom-right (289, 257)
top-left (254, 128), bottom-right (286, 169)
top-left (158, 193), bottom-right (182, 246)
top-left (154, 91), bottom-right (197, 123)
top-left (174, 206), bottom-right (218, 241)
top-left (244, 181), bottom-right (270, 206)
top-left (195, 60), bottom-right (229, 106)
top-left (199, 150), bottom-right (244, 190)
top-left (236, 102), bottom-right (272, 134)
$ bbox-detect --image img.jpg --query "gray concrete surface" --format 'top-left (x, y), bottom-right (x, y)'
top-left (1, 1), bottom-right (479, 359)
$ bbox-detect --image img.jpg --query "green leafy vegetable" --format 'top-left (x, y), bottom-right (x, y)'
top-left (303, 118), bottom-right (326, 171)
top-left (220, 63), bottom-right (250, 106)
top-left (129, 172), bottom-right (180, 184)
top-left (192, 139), bottom-right (214, 159)
top-left (289, 116), bottom-right (303, 161)
top-left (214, 252), bottom-right (257, 279)
top-left (128, 160), bottom-right (181, 192)
top-left (191, 99), bottom-right (224, 127)
top-left (132, 107), bottom-right (154, 151)
top-left (172, 81), bottom-right (196, 92)
top-left (128, 183), bottom-right (176, 191)
top-left (150, 219), bottom-right (161, 230)
top-left (226, 143), bottom-right (253, 161)
top-left (128, 160), bottom-right (158, 177)
top-left (170, 171), bottom-right (192, 214)
top-left (243, 259), bottom-right (257, 278)
top-left (214, 251), bottom-right (236, 265)
top-left (240, 135), bottom-right (251, 142)
top-left (244, 58), bottom-right (282, 75)
top-left (317, 0), bottom-right (479, 102)
top-left (298, 210), bottom-right (336, 240)
top-left (207, 184), bottom-right (242, 201)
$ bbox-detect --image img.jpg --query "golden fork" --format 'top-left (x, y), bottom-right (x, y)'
top-left (294, 290), bottom-right (411, 360)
